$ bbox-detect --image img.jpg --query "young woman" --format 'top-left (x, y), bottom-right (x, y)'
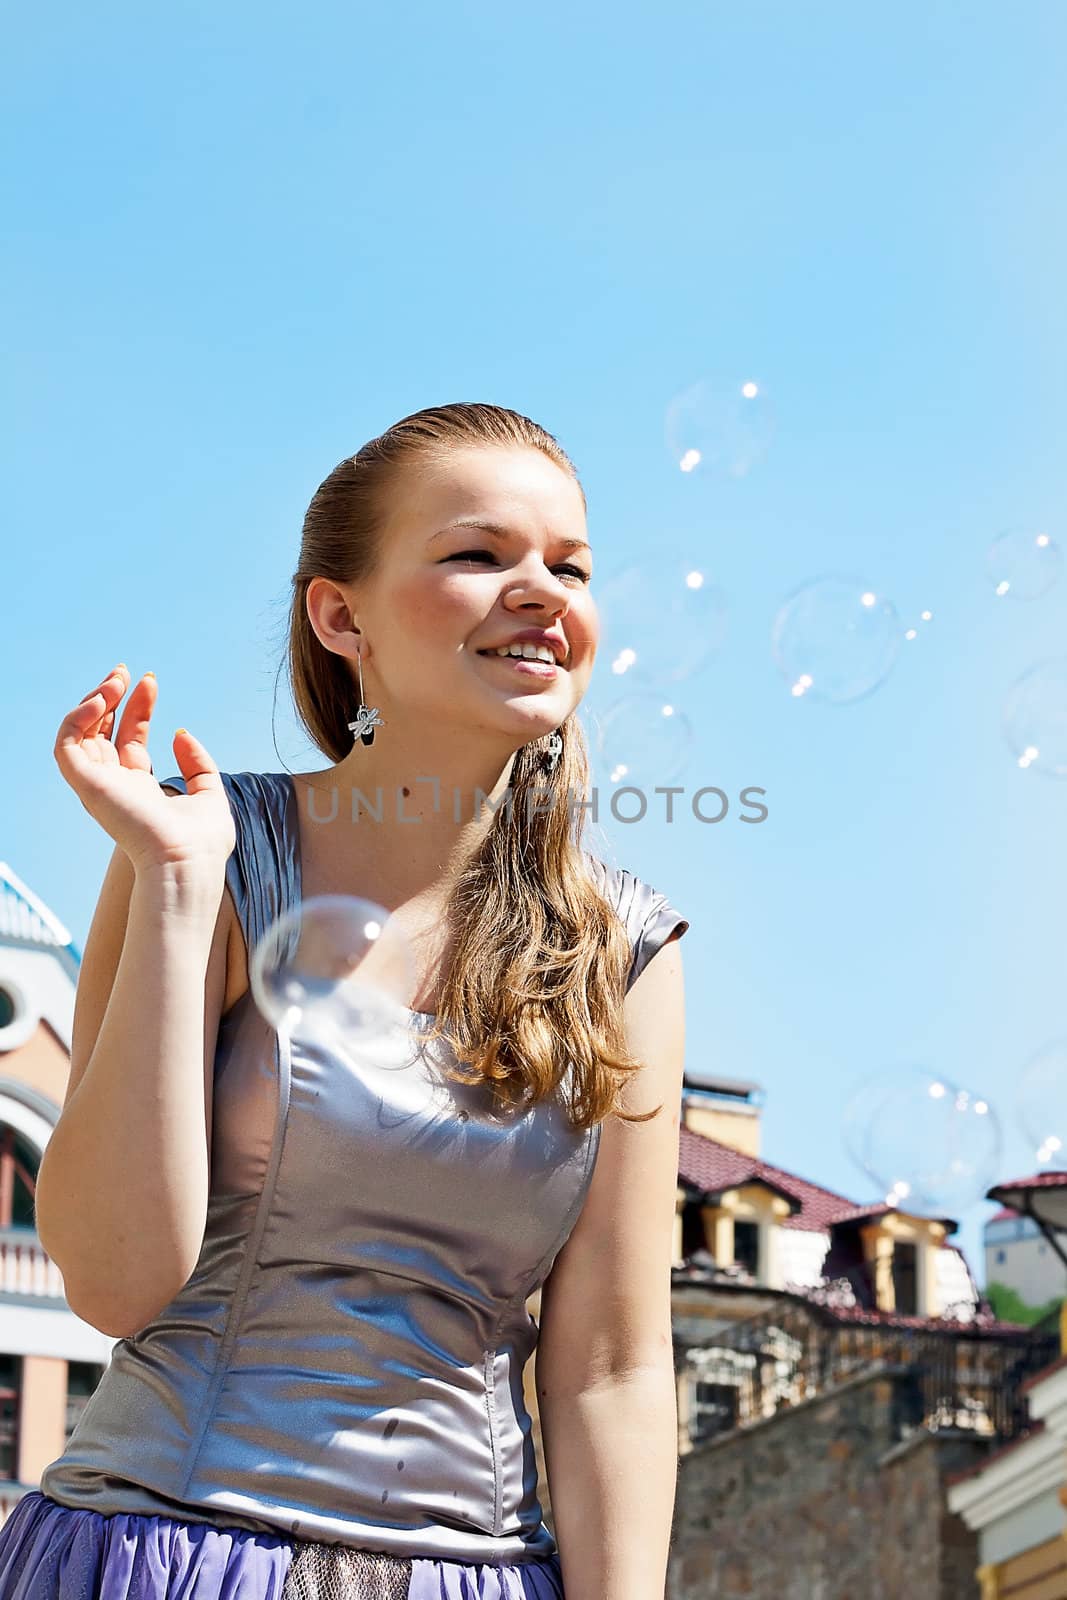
top-left (7, 404), bottom-right (688, 1600)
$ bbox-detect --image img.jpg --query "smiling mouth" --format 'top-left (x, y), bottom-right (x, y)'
top-left (477, 649), bottom-right (565, 670)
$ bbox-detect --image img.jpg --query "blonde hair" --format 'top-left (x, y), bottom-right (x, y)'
top-left (283, 403), bottom-right (660, 1130)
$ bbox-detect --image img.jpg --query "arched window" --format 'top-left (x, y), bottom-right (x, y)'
top-left (0, 1124), bottom-right (39, 1230)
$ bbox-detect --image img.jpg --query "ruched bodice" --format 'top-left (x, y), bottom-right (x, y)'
top-left (40, 771), bottom-right (688, 1563)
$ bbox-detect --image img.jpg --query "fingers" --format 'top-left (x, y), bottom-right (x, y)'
top-left (169, 726), bottom-right (220, 789)
top-left (113, 671), bottom-right (157, 766)
top-left (56, 665), bottom-right (139, 758)
top-left (75, 664), bottom-right (127, 710)
top-left (63, 665), bottom-right (129, 738)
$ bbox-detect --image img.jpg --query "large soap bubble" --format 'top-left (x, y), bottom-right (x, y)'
top-left (592, 691), bottom-right (695, 789)
top-left (664, 375), bottom-right (775, 478)
top-left (595, 551), bottom-right (728, 690)
top-left (772, 575), bottom-right (902, 704)
top-left (1016, 1038), bottom-right (1067, 1169)
top-left (987, 528), bottom-right (1062, 600)
top-left (250, 894), bottom-right (417, 1048)
top-left (1002, 657), bottom-right (1067, 777)
top-left (842, 1063), bottom-right (1002, 1219)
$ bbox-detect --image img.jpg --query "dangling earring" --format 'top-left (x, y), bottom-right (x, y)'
top-left (543, 729), bottom-right (563, 774)
top-left (347, 638), bottom-right (385, 748)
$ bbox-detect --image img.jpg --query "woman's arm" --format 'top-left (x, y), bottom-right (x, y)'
top-left (35, 843), bottom-right (229, 1337)
top-left (534, 929), bottom-right (686, 1600)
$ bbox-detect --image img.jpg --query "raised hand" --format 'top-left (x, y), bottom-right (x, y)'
top-left (53, 665), bottom-right (235, 876)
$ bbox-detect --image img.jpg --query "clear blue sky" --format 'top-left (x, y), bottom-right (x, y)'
top-left (5, 1), bottom-right (1067, 1290)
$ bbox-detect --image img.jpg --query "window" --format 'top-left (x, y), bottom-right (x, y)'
top-left (0, 1356), bottom-right (20, 1481)
top-left (0, 1125), bottom-right (39, 1230)
top-left (892, 1241), bottom-right (918, 1315)
top-left (692, 1380), bottom-right (739, 1440)
top-left (732, 1219), bottom-right (760, 1277)
top-left (995, 1249), bottom-right (1006, 1264)
top-left (682, 1204), bottom-right (710, 1261)
top-left (66, 1361), bottom-right (105, 1443)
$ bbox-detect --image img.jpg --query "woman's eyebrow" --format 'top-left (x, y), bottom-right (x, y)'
top-left (429, 518), bottom-right (592, 555)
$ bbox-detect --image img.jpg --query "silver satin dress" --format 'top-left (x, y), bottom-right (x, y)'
top-left (40, 771), bottom-right (689, 1565)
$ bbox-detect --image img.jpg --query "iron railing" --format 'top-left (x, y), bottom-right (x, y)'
top-left (684, 1295), bottom-right (1059, 1448)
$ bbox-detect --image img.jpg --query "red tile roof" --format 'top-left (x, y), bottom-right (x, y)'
top-left (672, 1270), bottom-right (1030, 1336)
top-left (815, 1296), bottom-right (1018, 1333)
top-left (825, 1199), bottom-right (960, 1230)
top-left (676, 1126), bottom-right (1036, 1334)
top-left (678, 1125), bottom-right (860, 1233)
top-left (993, 1173), bottom-right (1067, 1192)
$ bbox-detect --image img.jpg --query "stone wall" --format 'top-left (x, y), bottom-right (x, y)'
top-left (668, 1361), bottom-right (996, 1600)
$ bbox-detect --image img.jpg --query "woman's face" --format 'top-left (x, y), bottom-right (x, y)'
top-left (353, 445), bottom-right (599, 744)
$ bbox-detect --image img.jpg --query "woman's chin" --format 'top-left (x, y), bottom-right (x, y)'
top-left (487, 711), bottom-right (566, 750)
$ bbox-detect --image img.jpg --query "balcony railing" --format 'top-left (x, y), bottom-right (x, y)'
top-left (684, 1296), bottom-right (1059, 1449)
top-left (0, 1227), bottom-right (66, 1300)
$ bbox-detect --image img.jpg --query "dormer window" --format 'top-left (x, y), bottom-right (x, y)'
top-left (733, 1219), bottom-right (760, 1277)
top-left (892, 1239), bottom-right (919, 1314)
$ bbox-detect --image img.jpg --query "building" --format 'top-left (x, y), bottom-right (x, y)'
top-left (4, 850), bottom-right (1065, 1595)
top-left (947, 1175), bottom-right (1067, 1600)
top-left (985, 1202), bottom-right (1067, 1312)
top-left (0, 862), bottom-right (113, 1525)
top-left (654, 1070), bottom-right (1064, 1600)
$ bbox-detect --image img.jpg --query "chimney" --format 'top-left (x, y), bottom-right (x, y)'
top-left (681, 1072), bottom-right (765, 1159)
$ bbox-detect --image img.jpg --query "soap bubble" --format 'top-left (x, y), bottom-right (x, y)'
top-left (987, 528), bottom-right (1062, 600)
top-left (664, 375), bottom-right (775, 478)
top-left (1016, 1039), bottom-right (1067, 1169)
top-left (842, 1063), bottom-right (1002, 1219)
top-left (772, 575), bottom-right (902, 704)
top-left (1002, 657), bottom-right (1067, 777)
top-left (902, 608), bottom-right (934, 643)
top-left (250, 895), bottom-right (417, 1047)
top-left (842, 1074), bottom-right (898, 1175)
top-left (595, 551), bottom-right (728, 689)
top-left (593, 692), bottom-right (694, 789)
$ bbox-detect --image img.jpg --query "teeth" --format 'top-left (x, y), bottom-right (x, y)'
top-left (492, 643), bottom-right (557, 663)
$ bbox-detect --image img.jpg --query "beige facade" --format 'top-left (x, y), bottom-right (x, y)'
top-left (0, 861), bottom-right (114, 1525)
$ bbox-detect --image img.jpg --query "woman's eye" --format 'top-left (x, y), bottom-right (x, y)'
top-left (445, 550), bottom-right (590, 582)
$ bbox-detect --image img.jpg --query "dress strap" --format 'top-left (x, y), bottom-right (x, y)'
top-left (583, 854), bottom-right (689, 992)
top-left (157, 770), bottom-right (297, 959)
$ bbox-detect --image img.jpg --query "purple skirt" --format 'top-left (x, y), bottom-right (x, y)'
top-left (0, 1491), bottom-right (566, 1600)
